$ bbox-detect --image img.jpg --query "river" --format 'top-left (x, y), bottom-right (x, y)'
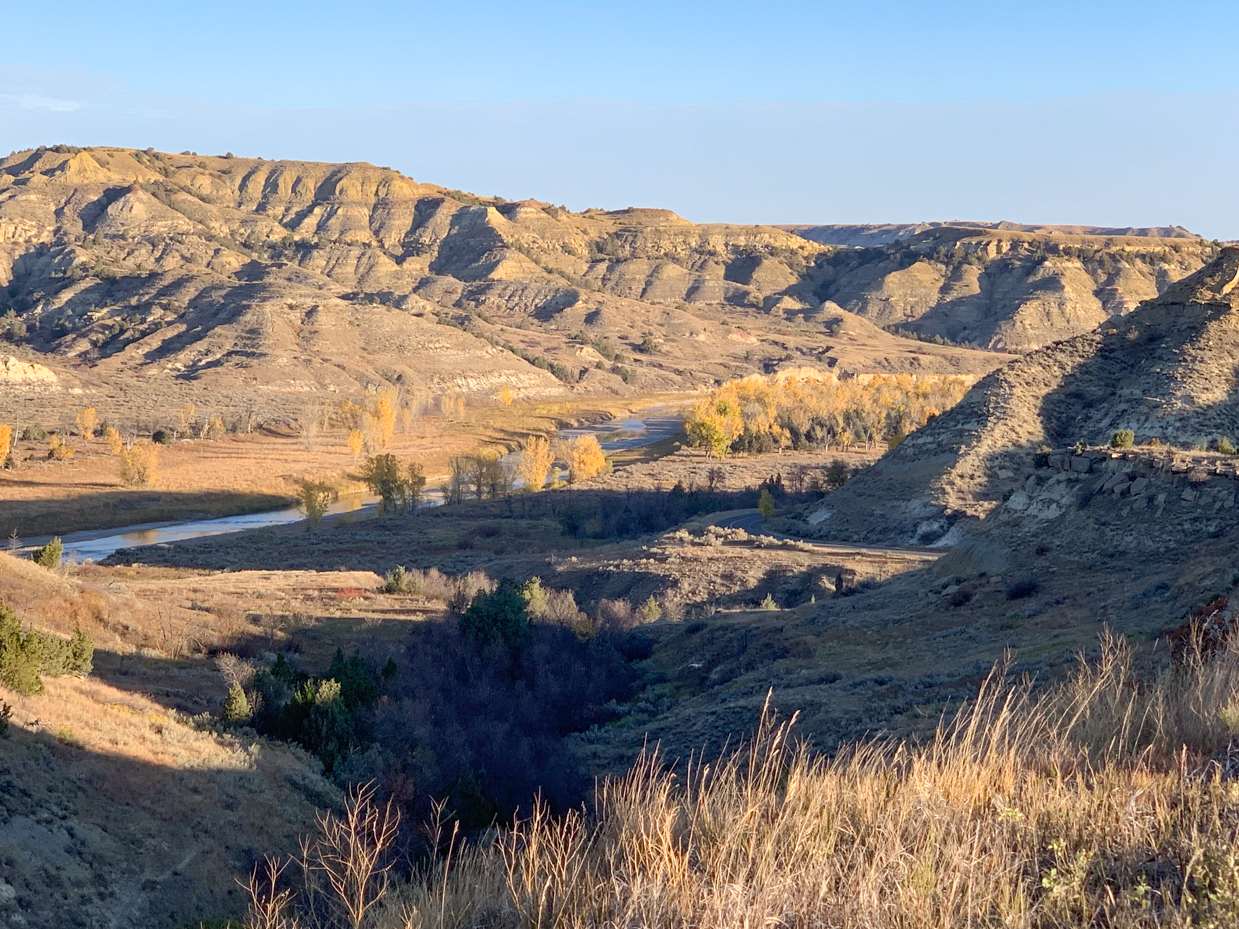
top-left (19, 409), bottom-right (683, 563)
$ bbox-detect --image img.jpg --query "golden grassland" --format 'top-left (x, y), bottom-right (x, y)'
top-left (0, 394), bottom-right (693, 537)
top-left (258, 633), bottom-right (1239, 929)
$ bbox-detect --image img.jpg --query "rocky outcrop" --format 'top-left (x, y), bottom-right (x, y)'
top-left (798, 227), bottom-right (1213, 352)
top-left (0, 354), bottom-right (58, 388)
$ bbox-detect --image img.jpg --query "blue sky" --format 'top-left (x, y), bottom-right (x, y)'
top-left (3, 1), bottom-right (1238, 236)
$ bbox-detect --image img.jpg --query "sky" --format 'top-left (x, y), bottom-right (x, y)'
top-left (3, 0), bottom-right (1238, 237)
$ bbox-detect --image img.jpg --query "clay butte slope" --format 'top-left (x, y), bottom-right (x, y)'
top-left (0, 146), bottom-right (1007, 422)
top-left (808, 246), bottom-right (1239, 550)
top-left (783, 224), bottom-right (1214, 352)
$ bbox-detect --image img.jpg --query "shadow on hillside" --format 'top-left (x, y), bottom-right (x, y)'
top-left (0, 697), bottom-right (320, 929)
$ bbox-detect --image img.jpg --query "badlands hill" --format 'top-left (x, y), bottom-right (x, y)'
top-left (0, 146), bottom-right (1004, 425)
top-left (0, 145), bottom-right (1217, 426)
top-left (786, 225), bottom-right (1214, 351)
top-left (782, 221), bottom-right (1201, 248)
top-left (807, 246), bottom-right (1239, 550)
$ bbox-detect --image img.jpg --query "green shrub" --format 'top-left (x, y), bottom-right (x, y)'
top-left (33, 537), bottom-right (62, 570)
top-left (0, 601), bottom-right (91, 695)
top-left (758, 488), bottom-right (776, 519)
top-left (759, 593), bottom-right (779, 611)
top-left (0, 612), bottom-right (43, 695)
top-left (327, 649), bottom-right (380, 711)
top-left (1111, 429), bottom-right (1135, 449)
top-left (521, 576), bottom-right (550, 617)
top-left (222, 681), bottom-right (252, 724)
top-left (637, 596), bottom-right (662, 624)
top-left (69, 626), bottom-right (93, 676)
top-left (362, 455), bottom-right (426, 515)
top-left (461, 579), bottom-right (530, 650)
top-left (20, 424), bottom-right (47, 442)
top-left (1217, 437), bottom-right (1236, 456)
top-left (282, 678), bottom-right (357, 774)
top-left (381, 565), bottom-right (419, 595)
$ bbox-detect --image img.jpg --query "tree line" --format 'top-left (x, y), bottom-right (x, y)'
top-left (685, 372), bottom-right (972, 457)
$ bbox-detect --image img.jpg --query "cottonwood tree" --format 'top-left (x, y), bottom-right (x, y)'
top-left (517, 435), bottom-right (555, 491)
top-left (560, 434), bottom-right (608, 482)
top-left (361, 455), bottom-right (426, 515)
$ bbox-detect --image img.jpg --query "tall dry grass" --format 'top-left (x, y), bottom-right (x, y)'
top-left (251, 631), bottom-right (1239, 928)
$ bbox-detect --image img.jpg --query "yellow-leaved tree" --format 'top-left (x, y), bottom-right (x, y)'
top-left (684, 372), bottom-right (971, 457)
top-left (75, 407), bottom-right (98, 438)
top-left (119, 440), bottom-right (159, 487)
top-left (176, 401), bottom-right (197, 437)
top-left (517, 435), bottom-right (555, 491)
top-left (0, 424), bottom-right (11, 466)
top-left (563, 435), bottom-right (608, 483)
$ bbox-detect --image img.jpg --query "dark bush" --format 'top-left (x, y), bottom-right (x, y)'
top-left (375, 618), bottom-right (638, 829)
top-left (1006, 578), bottom-right (1039, 600)
top-left (559, 486), bottom-right (760, 540)
top-left (151, 429), bottom-right (172, 445)
top-left (247, 649), bottom-right (379, 774)
top-left (20, 424), bottom-right (47, 442)
top-left (460, 580), bottom-right (530, 651)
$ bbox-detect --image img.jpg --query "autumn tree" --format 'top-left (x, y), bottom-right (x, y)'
top-left (176, 401), bottom-right (197, 437)
top-left (683, 372), bottom-right (970, 457)
top-left (104, 426), bottom-right (124, 455)
top-left (299, 481), bottom-right (337, 528)
top-left (0, 425), bottom-right (11, 467)
top-left (346, 429), bottom-right (365, 459)
top-left (118, 440), bottom-right (159, 487)
top-left (517, 435), bottom-right (554, 491)
top-left (75, 407), bottom-right (98, 438)
top-left (562, 434), bottom-right (608, 483)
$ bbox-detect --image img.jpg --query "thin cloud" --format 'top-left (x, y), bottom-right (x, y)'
top-left (0, 93), bottom-right (82, 112)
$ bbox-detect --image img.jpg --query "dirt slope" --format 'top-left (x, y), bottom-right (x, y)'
top-left (0, 554), bottom-right (343, 929)
top-left (806, 246), bottom-right (1239, 547)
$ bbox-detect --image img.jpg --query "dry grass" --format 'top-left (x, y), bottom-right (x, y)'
top-left (258, 634), bottom-right (1239, 929)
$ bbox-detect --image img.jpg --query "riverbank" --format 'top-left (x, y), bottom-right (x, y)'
top-left (2, 394), bottom-right (692, 546)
